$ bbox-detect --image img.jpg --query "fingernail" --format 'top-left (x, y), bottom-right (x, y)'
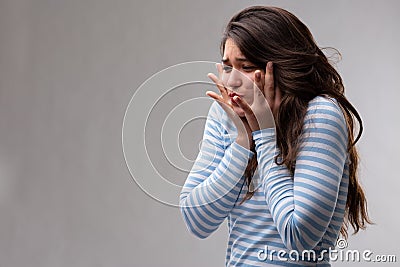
top-left (268, 62), bottom-right (273, 69)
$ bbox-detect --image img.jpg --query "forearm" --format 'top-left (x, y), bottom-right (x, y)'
top-left (180, 141), bottom-right (253, 238)
top-left (253, 118), bottom-right (346, 251)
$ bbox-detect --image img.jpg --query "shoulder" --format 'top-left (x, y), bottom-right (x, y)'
top-left (304, 95), bottom-right (348, 139)
top-left (307, 95), bottom-right (342, 112)
top-left (306, 95), bottom-right (346, 124)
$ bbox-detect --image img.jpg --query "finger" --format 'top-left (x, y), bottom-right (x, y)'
top-left (206, 91), bottom-right (232, 109)
top-left (207, 73), bottom-right (229, 99)
top-left (207, 73), bottom-right (223, 89)
top-left (253, 70), bottom-right (264, 95)
top-left (233, 96), bottom-right (259, 131)
top-left (216, 63), bottom-right (223, 78)
top-left (233, 96), bottom-right (252, 115)
top-left (264, 62), bottom-right (275, 100)
top-left (206, 91), bottom-right (237, 123)
top-left (206, 90), bottom-right (223, 101)
top-left (206, 91), bottom-right (230, 111)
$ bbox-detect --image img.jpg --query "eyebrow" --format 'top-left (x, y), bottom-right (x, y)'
top-left (222, 57), bottom-right (249, 63)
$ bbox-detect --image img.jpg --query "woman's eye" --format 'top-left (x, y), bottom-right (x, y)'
top-left (222, 65), bottom-right (232, 72)
top-left (242, 66), bottom-right (257, 72)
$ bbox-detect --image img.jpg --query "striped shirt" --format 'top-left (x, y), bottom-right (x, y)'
top-left (179, 96), bottom-right (349, 266)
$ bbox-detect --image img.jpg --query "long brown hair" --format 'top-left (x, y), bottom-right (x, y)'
top-left (221, 6), bottom-right (372, 238)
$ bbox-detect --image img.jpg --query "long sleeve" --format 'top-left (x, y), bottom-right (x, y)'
top-left (179, 102), bottom-right (254, 239)
top-left (253, 97), bottom-right (348, 251)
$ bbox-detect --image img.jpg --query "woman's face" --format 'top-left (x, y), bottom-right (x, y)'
top-left (221, 38), bottom-right (261, 117)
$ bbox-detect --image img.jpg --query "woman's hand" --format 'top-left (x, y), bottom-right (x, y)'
top-left (206, 63), bottom-right (253, 150)
top-left (234, 62), bottom-right (281, 132)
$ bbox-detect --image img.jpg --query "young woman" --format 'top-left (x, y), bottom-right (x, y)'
top-left (180, 6), bottom-right (371, 266)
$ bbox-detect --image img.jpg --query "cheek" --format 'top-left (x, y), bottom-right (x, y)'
top-left (242, 74), bottom-right (254, 88)
top-left (242, 74), bottom-right (255, 103)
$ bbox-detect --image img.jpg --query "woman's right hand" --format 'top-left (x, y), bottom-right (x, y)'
top-left (206, 63), bottom-right (253, 150)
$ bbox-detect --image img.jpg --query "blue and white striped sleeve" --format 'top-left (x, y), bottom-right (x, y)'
top-left (253, 97), bottom-right (348, 251)
top-left (179, 102), bottom-right (254, 239)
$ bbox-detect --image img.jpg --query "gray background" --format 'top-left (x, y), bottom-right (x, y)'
top-left (1, 0), bottom-right (399, 266)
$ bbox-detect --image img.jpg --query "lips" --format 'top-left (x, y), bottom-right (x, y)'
top-left (228, 92), bottom-right (241, 98)
top-left (228, 92), bottom-right (242, 107)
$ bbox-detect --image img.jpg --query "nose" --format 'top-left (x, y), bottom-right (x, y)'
top-left (225, 68), bottom-right (242, 90)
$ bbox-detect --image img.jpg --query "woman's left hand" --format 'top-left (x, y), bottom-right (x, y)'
top-left (233, 62), bottom-right (282, 132)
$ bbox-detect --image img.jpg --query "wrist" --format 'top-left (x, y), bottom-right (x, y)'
top-left (235, 135), bottom-right (251, 150)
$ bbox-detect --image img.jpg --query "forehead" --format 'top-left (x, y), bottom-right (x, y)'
top-left (223, 39), bottom-right (245, 58)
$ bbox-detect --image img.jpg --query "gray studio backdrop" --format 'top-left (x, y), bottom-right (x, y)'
top-left (0, 0), bottom-right (399, 266)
